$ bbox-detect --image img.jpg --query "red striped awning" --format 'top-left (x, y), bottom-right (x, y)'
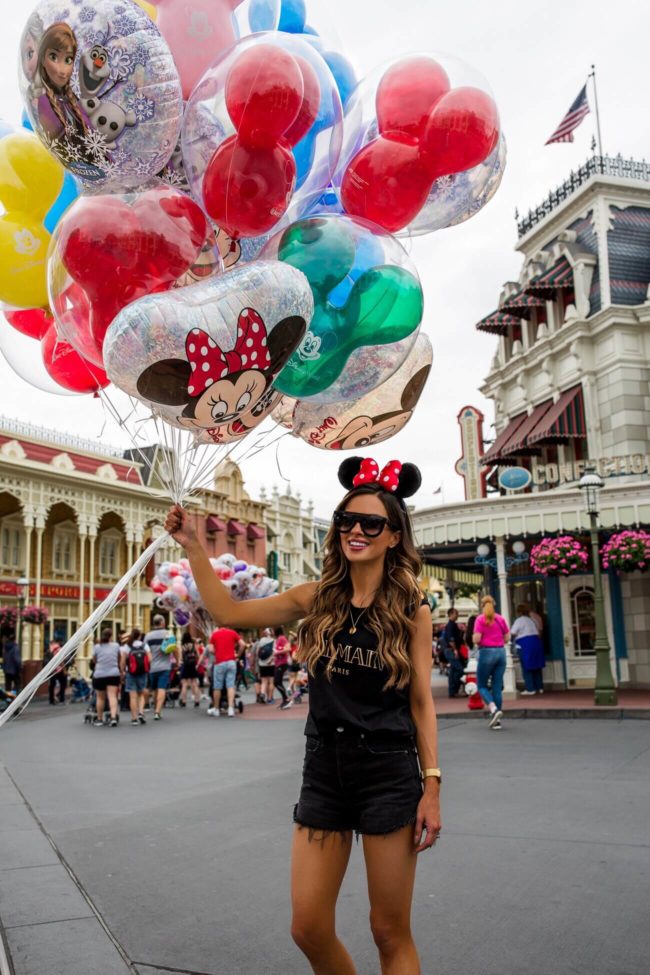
top-left (206, 515), bottom-right (226, 533)
top-left (499, 291), bottom-right (546, 319)
top-left (476, 311), bottom-right (522, 335)
top-left (527, 256), bottom-right (573, 298)
top-left (527, 384), bottom-right (586, 445)
top-left (480, 413), bottom-right (528, 466)
top-left (227, 519), bottom-right (245, 536)
top-left (247, 523), bottom-right (265, 541)
top-left (506, 400), bottom-right (554, 455)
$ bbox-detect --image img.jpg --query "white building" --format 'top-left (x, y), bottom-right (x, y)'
top-left (261, 484), bottom-right (319, 590)
top-left (413, 155), bottom-right (650, 690)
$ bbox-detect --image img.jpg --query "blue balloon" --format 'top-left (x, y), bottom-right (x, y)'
top-left (248, 0), bottom-right (280, 31)
top-left (323, 51), bottom-right (357, 107)
top-left (278, 0), bottom-right (307, 32)
top-left (44, 172), bottom-right (79, 234)
top-left (293, 132), bottom-right (317, 190)
top-left (21, 110), bottom-right (33, 131)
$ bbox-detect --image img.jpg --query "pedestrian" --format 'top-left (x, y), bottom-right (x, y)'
top-left (272, 625), bottom-right (293, 710)
top-left (472, 595), bottom-right (510, 730)
top-left (124, 628), bottom-right (150, 725)
top-left (255, 628), bottom-right (276, 703)
top-left (165, 454), bottom-right (440, 975)
top-left (287, 630), bottom-right (300, 696)
top-left (442, 608), bottom-right (465, 697)
top-left (511, 604), bottom-right (545, 695)
top-left (1, 633), bottom-right (21, 694)
top-left (208, 625), bottom-right (244, 717)
top-left (92, 627), bottom-right (124, 727)
top-left (144, 614), bottom-right (176, 721)
top-left (235, 639), bottom-right (249, 692)
top-left (47, 639), bottom-right (67, 705)
top-left (179, 633), bottom-right (201, 708)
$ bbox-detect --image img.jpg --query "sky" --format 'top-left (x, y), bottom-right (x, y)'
top-left (1, 0), bottom-right (649, 519)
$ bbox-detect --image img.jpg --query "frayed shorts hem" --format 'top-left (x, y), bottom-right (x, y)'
top-left (293, 805), bottom-right (417, 840)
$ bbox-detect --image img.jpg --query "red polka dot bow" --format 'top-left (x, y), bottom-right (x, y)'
top-left (186, 308), bottom-right (271, 397)
top-left (352, 458), bottom-right (403, 493)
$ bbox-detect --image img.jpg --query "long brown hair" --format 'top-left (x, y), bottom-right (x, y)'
top-left (481, 595), bottom-right (496, 623)
top-left (297, 485), bottom-right (423, 690)
top-left (38, 23), bottom-right (87, 135)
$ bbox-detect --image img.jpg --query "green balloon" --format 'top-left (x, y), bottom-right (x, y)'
top-left (275, 220), bottom-right (423, 399)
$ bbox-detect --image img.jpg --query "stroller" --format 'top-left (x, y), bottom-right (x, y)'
top-left (164, 663), bottom-right (182, 708)
top-left (0, 686), bottom-right (17, 713)
top-left (217, 686), bottom-right (244, 714)
top-left (70, 676), bottom-right (91, 703)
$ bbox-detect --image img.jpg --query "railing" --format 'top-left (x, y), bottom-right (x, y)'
top-left (0, 416), bottom-right (126, 458)
top-left (516, 155), bottom-right (650, 238)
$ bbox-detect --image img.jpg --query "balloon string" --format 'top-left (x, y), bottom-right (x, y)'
top-left (0, 534), bottom-right (169, 729)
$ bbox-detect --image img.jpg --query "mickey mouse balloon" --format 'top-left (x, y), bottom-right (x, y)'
top-left (19, 0), bottom-right (183, 187)
top-left (103, 260), bottom-right (313, 442)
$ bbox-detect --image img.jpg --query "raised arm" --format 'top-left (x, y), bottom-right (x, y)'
top-left (164, 505), bottom-right (317, 629)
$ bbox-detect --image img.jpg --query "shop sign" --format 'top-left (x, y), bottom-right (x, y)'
top-left (455, 406), bottom-right (488, 500)
top-left (0, 581), bottom-right (125, 601)
top-left (498, 467), bottom-right (532, 491)
top-left (532, 454), bottom-right (650, 486)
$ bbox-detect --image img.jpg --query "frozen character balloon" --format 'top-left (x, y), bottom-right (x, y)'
top-left (19, 0), bottom-right (183, 187)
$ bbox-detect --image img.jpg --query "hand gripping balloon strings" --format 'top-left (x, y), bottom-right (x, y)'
top-left (0, 533), bottom-right (168, 729)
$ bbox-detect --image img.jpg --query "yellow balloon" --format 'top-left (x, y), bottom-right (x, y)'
top-left (133, 0), bottom-right (157, 20)
top-left (0, 215), bottom-right (51, 309)
top-left (0, 133), bottom-right (64, 221)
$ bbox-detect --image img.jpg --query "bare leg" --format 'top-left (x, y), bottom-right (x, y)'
top-left (106, 685), bottom-right (119, 720)
top-left (192, 679), bottom-right (201, 704)
top-left (363, 826), bottom-right (420, 975)
top-left (227, 685), bottom-right (236, 709)
top-left (137, 690), bottom-right (145, 716)
top-left (155, 688), bottom-right (166, 715)
top-left (129, 690), bottom-right (138, 720)
top-left (180, 679), bottom-right (188, 704)
top-left (95, 690), bottom-right (105, 721)
top-left (291, 826), bottom-right (356, 975)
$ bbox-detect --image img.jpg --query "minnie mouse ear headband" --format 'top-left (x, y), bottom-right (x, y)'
top-left (338, 457), bottom-right (422, 502)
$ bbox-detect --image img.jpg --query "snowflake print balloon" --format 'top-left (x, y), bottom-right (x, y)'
top-left (18, 0), bottom-right (183, 187)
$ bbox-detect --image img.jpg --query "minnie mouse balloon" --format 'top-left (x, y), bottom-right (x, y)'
top-left (103, 259), bottom-right (313, 440)
top-left (19, 0), bottom-right (183, 187)
top-left (335, 53), bottom-right (501, 236)
top-left (277, 332), bottom-right (432, 450)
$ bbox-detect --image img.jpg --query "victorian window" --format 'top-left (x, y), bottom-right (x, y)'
top-left (99, 529), bottom-right (122, 579)
top-left (52, 521), bottom-right (77, 575)
top-left (0, 516), bottom-right (24, 571)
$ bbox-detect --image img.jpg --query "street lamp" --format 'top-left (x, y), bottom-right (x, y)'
top-left (578, 468), bottom-right (617, 706)
top-left (16, 575), bottom-right (29, 652)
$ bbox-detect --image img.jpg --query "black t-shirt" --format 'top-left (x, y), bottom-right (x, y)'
top-left (304, 601), bottom-right (427, 739)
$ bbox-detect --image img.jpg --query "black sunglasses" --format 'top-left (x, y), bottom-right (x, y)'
top-left (333, 510), bottom-right (394, 538)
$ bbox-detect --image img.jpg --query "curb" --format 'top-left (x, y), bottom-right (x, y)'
top-left (438, 708), bottom-right (650, 720)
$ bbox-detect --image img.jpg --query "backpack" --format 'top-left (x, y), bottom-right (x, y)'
top-left (257, 638), bottom-right (275, 663)
top-left (128, 644), bottom-right (150, 676)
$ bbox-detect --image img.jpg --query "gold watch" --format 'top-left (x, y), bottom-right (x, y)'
top-left (422, 767), bottom-right (441, 783)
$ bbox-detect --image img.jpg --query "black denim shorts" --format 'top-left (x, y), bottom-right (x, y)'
top-left (293, 730), bottom-right (423, 836)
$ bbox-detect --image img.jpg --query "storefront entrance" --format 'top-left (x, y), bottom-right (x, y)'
top-left (559, 576), bottom-right (617, 686)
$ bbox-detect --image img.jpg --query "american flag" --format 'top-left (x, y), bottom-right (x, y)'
top-left (545, 85), bottom-right (590, 145)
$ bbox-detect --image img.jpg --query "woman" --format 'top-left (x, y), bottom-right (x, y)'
top-left (510, 604), bottom-right (545, 695)
top-left (287, 630), bottom-right (300, 696)
top-left (255, 628), bottom-right (276, 703)
top-left (92, 627), bottom-right (124, 727)
top-left (179, 632), bottom-right (201, 708)
top-left (165, 456), bottom-right (440, 974)
top-left (124, 628), bottom-right (150, 725)
top-left (473, 595), bottom-right (510, 730)
top-left (272, 625), bottom-right (292, 710)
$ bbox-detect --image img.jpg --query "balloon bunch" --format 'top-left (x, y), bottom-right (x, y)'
top-left (0, 0), bottom-right (506, 451)
top-left (151, 554), bottom-right (278, 624)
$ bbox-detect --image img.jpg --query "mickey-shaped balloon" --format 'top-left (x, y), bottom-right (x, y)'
top-left (103, 259), bottom-right (313, 434)
top-left (263, 215), bottom-right (423, 401)
top-left (0, 129), bottom-right (63, 309)
top-left (202, 42), bottom-right (322, 239)
top-left (339, 56), bottom-right (499, 234)
top-left (48, 181), bottom-right (211, 367)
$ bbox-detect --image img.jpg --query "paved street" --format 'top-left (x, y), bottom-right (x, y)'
top-left (1, 698), bottom-right (649, 975)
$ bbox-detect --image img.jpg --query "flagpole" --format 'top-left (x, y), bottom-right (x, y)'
top-left (589, 64), bottom-right (604, 161)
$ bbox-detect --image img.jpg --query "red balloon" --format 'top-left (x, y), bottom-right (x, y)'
top-left (341, 136), bottom-right (432, 233)
top-left (422, 87), bottom-right (499, 180)
top-left (5, 308), bottom-right (53, 340)
top-left (376, 57), bottom-right (450, 141)
top-left (284, 55), bottom-right (321, 147)
top-left (56, 186), bottom-right (209, 358)
top-left (41, 324), bottom-right (109, 393)
top-left (226, 44), bottom-right (304, 149)
top-left (203, 135), bottom-right (296, 239)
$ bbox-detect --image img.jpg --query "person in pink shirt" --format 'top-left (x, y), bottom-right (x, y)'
top-left (273, 626), bottom-right (293, 710)
top-left (472, 595), bottom-right (510, 730)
